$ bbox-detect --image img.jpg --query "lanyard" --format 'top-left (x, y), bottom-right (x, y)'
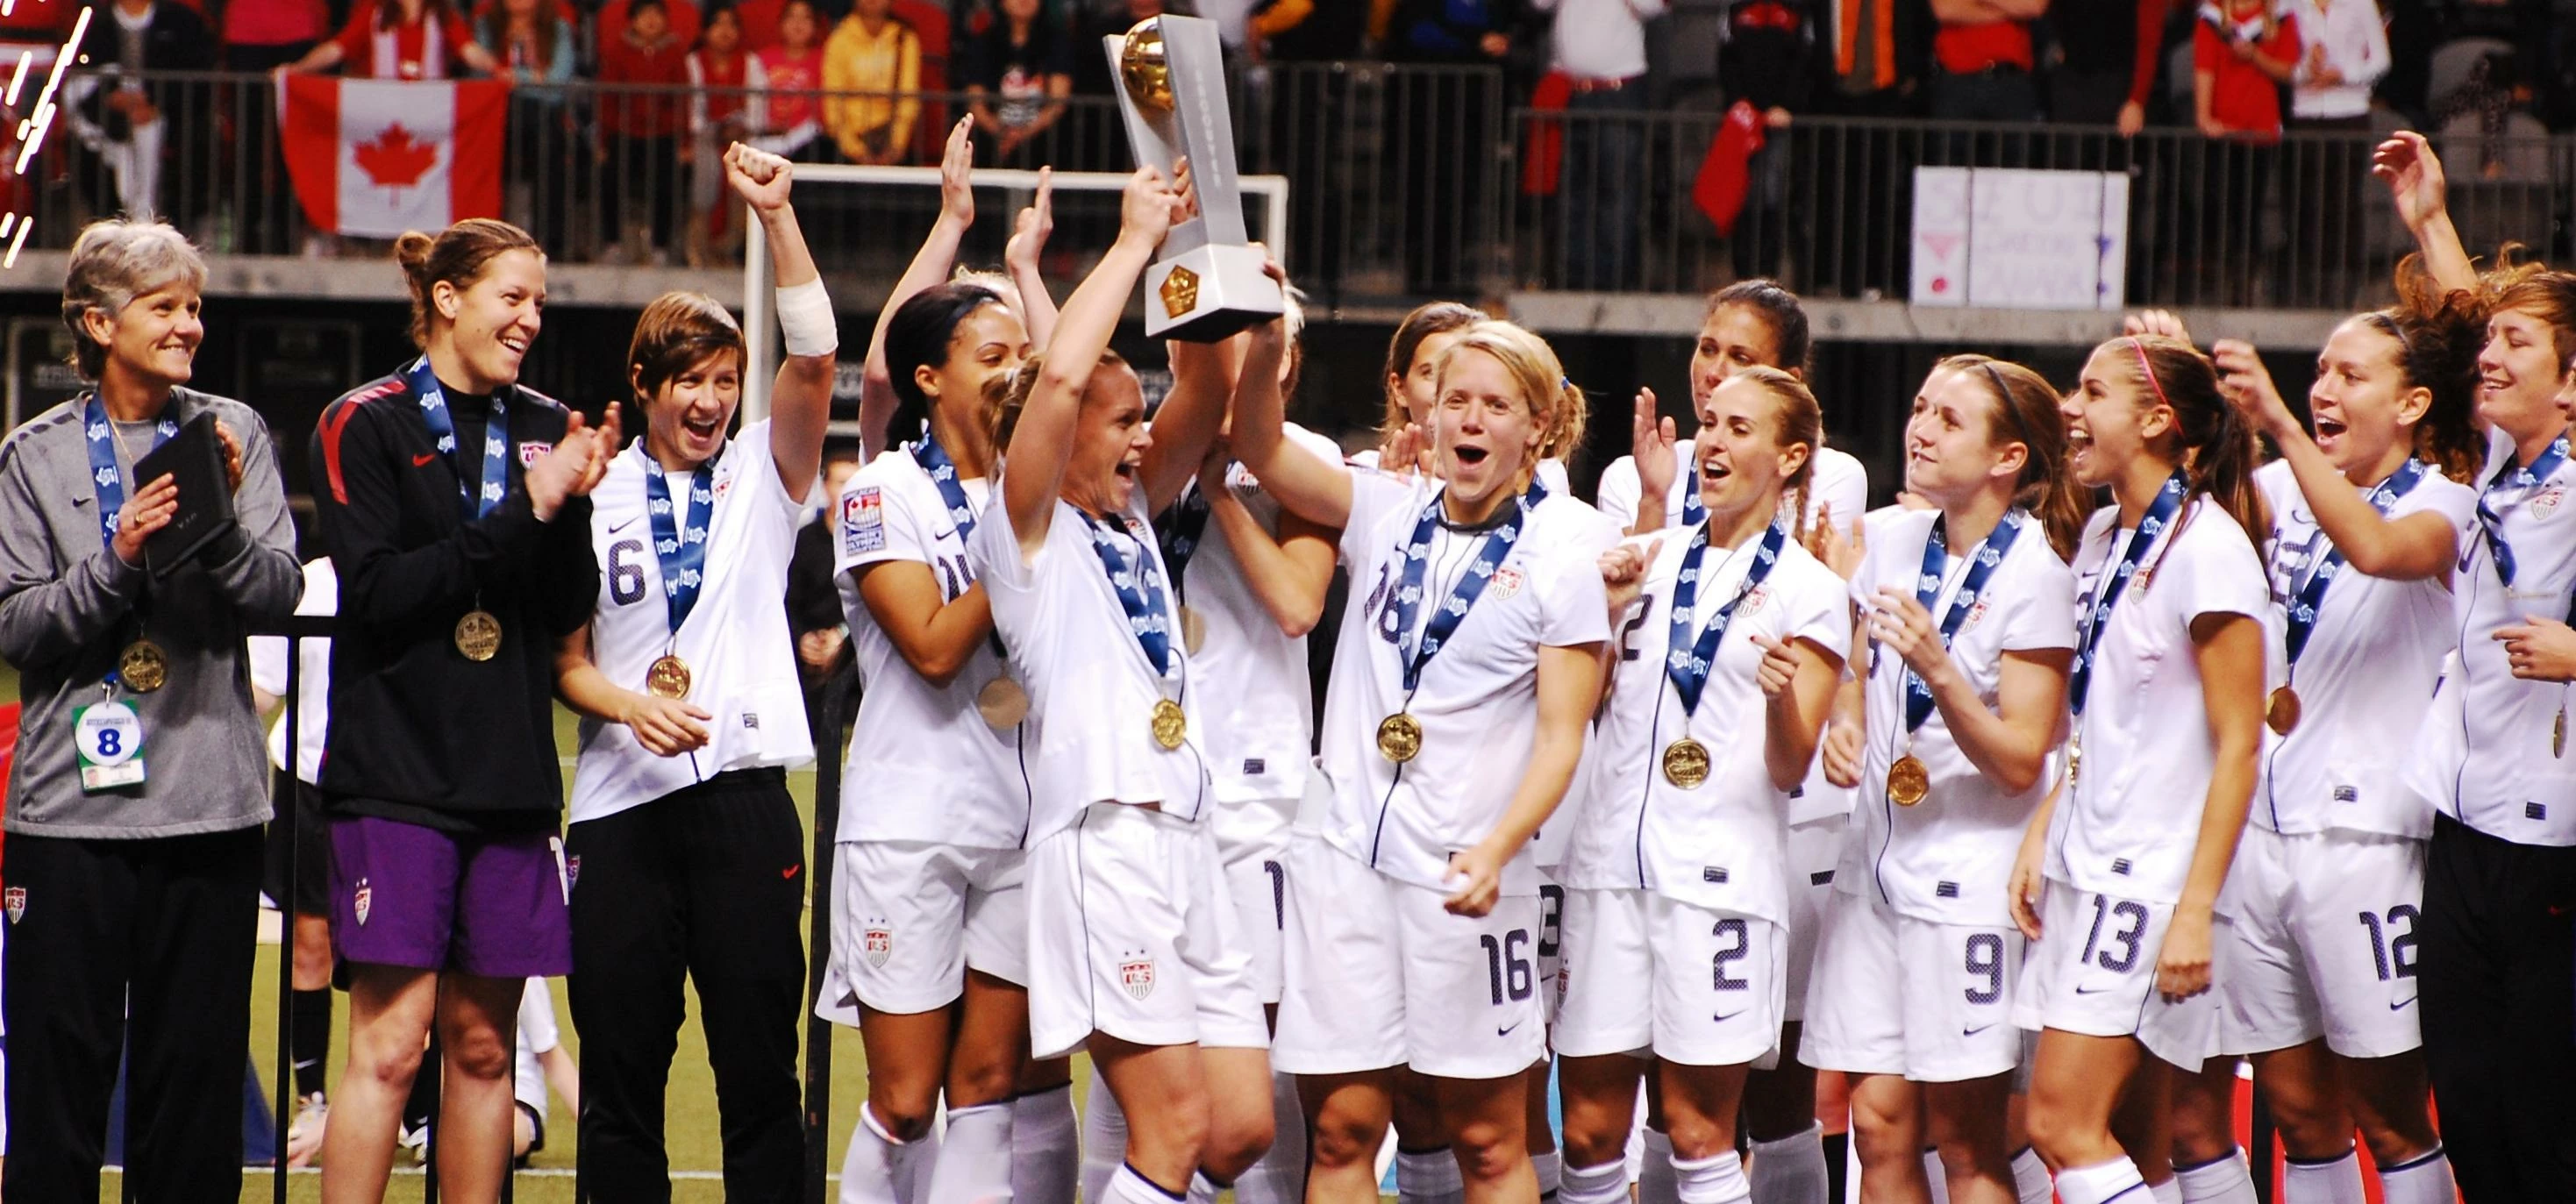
top-left (2474, 433), bottom-right (2568, 587)
top-left (643, 452), bottom-right (716, 633)
top-left (2069, 471), bottom-right (2187, 716)
top-left (406, 357), bottom-right (510, 522)
top-left (82, 393), bottom-right (177, 550)
top-left (2283, 459), bottom-right (2427, 668)
top-left (1902, 509), bottom-right (2025, 734)
top-left (1664, 520), bottom-right (1788, 716)
top-left (1154, 481), bottom-right (1216, 603)
top-left (1086, 510), bottom-right (1180, 678)
top-left (1384, 480), bottom-right (1547, 693)
top-left (910, 435), bottom-right (981, 540)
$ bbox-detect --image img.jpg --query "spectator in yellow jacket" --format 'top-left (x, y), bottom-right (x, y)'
top-left (821, 0), bottom-right (920, 164)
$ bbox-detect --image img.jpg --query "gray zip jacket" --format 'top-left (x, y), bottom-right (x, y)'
top-left (0, 387), bottom-right (303, 838)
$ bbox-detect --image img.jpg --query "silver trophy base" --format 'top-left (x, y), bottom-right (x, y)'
top-left (1144, 243), bottom-right (1284, 343)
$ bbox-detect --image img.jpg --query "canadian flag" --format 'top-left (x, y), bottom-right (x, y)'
top-left (281, 76), bottom-right (507, 239)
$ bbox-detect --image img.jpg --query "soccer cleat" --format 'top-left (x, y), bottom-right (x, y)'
top-left (284, 1093), bottom-right (330, 1167)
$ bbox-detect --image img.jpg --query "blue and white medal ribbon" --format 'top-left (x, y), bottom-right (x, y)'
top-left (2068, 471), bottom-right (2188, 717)
top-left (2268, 460), bottom-right (2428, 734)
top-left (405, 357), bottom-right (510, 522)
top-left (1656, 518), bottom-right (1787, 787)
top-left (1883, 511), bottom-right (2023, 804)
top-left (640, 452), bottom-right (715, 699)
top-left (2473, 434), bottom-right (2568, 587)
top-left (1155, 480), bottom-right (1216, 652)
top-left (1373, 480), bottom-right (1548, 762)
top-left (910, 436), bottom-right (980, 539)
top-left (83, 393), bottom-right (179, 693)
top-left (1087, 510), bottom-right (1188, 749)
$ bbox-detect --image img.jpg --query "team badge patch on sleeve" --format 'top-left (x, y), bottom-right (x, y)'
top-left (843, 487), bottom-right (886, 555)
top-left (4, 886), bottom-right (24, 924)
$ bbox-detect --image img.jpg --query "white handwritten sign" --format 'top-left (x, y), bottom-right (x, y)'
top-left (1910, 167), bottom-right (2129, 311)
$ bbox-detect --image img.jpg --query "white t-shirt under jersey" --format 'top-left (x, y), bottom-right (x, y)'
top-left (1318, 470), bottom-right (1616, 895)
top-left (569, 424), bottom-right (816, 825)
top-left (834, 447), bottom-right (1031, 849)
top-left (1561, 528), bottom-right (1851, 924)
top-left (251, 558), bottom-right (339, 785)
top-left (2415, 426), bottom-right (2576, 845)
top-left (1181, 423), bottom-right (1345, 804)
top-left (971, 481), bottom-right (1215, 844)
top-left (2047, 497), bottom-right (2269, 905)
top-left (2252, 460), bottom-right (2477, 838)
top-left (1597, 443), bottom-right (1870, 537)
top-left (1843, 509), bottom-right (2075, 928)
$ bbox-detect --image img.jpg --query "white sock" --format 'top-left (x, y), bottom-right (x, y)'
top-left (842, 1102), bottom-right (939, 1204)
top-left (2052, 1157), bottom-right (2149, 1204)
top-left (1924, 1149), bottom-right (1952, 1204)
top-left (1231, 1071), bottom-right (1304, 1204)
top-left (2280, 1148), bottom-right (2365, 1204)
top-left (1673, 1149), bottom-right (1752, 1204)
top-left (2174, 1150), bottom-right (2255, 1204)
top-left (1533, 1148), bottom-right (1563, 1200)
top-left (927, 1101), bottom-right (1016, 1204)
top-left (1396, 1147), bottom-right (1466, 1204)
top-left (1012, 1086), bottom-right (1081, 1204)
top-left (2148, 1177), bottom-right (2182, 1204)
top-left (1747, 1123), bottom-right (1829, 1204)
top-left (1105, 1163), bottom-right (1188, 1204)
top-left (1638, 1129), bottom-right (1680, 1204)
top-left (1187, 1170), bottom-right (1224, 1204)
top-left (1081, 1079), bottom-right (1130, 1204)
top-left (1562, 1158), bottom-right (1631, 1204)
top-left (2011, 1146), bottom-right (2052, 1204)
top-left (2376, 1147), bottom-right (2458, 1204)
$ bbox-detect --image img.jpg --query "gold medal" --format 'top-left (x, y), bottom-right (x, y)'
top-left (2067, 730), bottom-right (2082, 785)
top-left (1887, 753), bottom-right (1930, 807)
top-left (2266, 685), bottom-right (2301, 736)
top-left (1661, 737), bottom-right (1710, 788)
top-left (646, 654), bottom-right (692, 700)
top-left (453, 609), bottom-right (503, 661)
top-left (1376, 712), bottom-right (1423, 763)
top-left (1181, 605), bottom-right (1208, 656)
top-left (118, 639), bottom-right (167, 694)
top-left (977, 677), bottom-right (1031, 729)
top-left (1151, 698), bottom-right (1188, 750)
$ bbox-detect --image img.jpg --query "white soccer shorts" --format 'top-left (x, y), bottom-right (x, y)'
top-left (2011, 881), bottom-right (2222, 1070)
top-left (1025, 803), bottom-right (1268, 1061)
top-left (1211, 794), bottom-right (1297, 1005)
top-left (2218, 825), bottom-right (2426, 1059)
top-left (817, 840), bottom-right (1028, 1022)
top-left (1273, 837), bottom-right (1547, 1081)
top-left (1782, 813), bottom-right (1851, 1024)
top-left (1802, 887), bottom-right (2024, 1082)
top-left (1553, 887), bottom-right (1788, 1068)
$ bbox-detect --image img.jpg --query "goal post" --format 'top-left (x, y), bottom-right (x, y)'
top-left (739, 163), bottom-right (1290, 425)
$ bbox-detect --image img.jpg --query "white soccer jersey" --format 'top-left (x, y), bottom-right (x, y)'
top-left (1317, 470), bottom-right (1616, 895)
top-left (568, 424), bottom-right (816, 825)
top-left (1560, 527), bottom-right (1852, 925)
top-left (834, 447), bottom-right (1031, 849)
top-left (1596, 443), bottom-right (1869, 536)
top-left (250, 558), bottom-right (339, 785)
top-left (2416, 426), bottom-right (2576, 845)
top-left (971, 481), bottom-right (1214, 844)
top-left (1180, 423), bottom-right (1345, 804)
top-left (1348, 448), bottom-right (1573, 498)
top-left (2049, 497), bottom-right (2269, 905)
top-left (2252, 460), bottom-right (2478, 837)
top-left (1846, 508), bottom-right (2076, 928)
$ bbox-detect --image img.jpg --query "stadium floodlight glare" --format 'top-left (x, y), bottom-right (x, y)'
top-left (738, 162), bottom-right (1288, 428)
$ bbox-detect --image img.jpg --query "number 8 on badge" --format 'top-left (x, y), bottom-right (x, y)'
top-left (75, 700), bottom-right (146, 791)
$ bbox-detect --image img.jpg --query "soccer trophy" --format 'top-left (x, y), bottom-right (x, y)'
top-left (1104, 15), bottom-right (1283, 342)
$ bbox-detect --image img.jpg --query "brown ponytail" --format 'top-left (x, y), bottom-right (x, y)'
top-left (1730, 365), bottom-right (1823, 545)
top-left (1938, 353), bottom-right (2091, 560)
top-left (395, 218), bottom-right (542, 349)
top-left (2367, 253), bottom-right (2487, 483)
top-left (2116, 335), bottom-right (2271, 559)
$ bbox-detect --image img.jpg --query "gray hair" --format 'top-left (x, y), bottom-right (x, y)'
top-left (60, 219), bottom-right (207, 381)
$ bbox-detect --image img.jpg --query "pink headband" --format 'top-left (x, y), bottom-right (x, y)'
top-left (2128, 337), bottom-right (2173, 410)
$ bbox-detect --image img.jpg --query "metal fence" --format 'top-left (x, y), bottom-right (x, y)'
top-left (23, 66), bottom-right (2575, 310)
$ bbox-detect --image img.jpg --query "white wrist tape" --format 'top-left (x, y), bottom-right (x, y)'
top-left (775, 279), bottom-right (838, 358)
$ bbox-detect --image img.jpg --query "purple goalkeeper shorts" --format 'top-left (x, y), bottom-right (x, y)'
top-left (327, 816), bottom-right (571, 979)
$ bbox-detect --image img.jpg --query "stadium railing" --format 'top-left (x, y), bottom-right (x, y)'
top-left (20, 68), bottom-right (2570, 312)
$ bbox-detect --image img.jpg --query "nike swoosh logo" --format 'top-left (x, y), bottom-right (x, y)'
top-left (934, 527), bottom-right (960, 541)
top-left (2075, 985), bottom-right (2115, 995)
top-left (610, 516), bottom-right (642, 535)
top-left (413, 452), bottom-right (439, 467)
top-left (1495, 1022), bottom-right (1522, 1038)
top-left (1963, 1023), bottom-right (1996, 1037)
top-left (2389, 996), bottom-right (2416, 1012)
top-left (783, 865), bottom-right (801, 880)
top-left (1714, 1010), bottom-right (1745, 1022)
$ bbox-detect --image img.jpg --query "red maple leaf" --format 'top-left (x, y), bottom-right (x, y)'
top-left (353, 123), bottom-right (438, 190)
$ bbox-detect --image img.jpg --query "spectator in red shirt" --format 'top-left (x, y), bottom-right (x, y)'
top-left (482, 0), bottom-right (577, 250)
top-left (282, 0), bottom-right (496, 78)
top-left (750, 0), bottom-right (825, 160)
top-left (1927, 0), bottom-right (2045, 119)
top-left (2188, 0), bottom-right (2298, 303)
top-left (685, 5), bottom-right (756, 264)
top-left (734, 0), bottom-right (782, 50)
top-left (596, 0), bottom-right (703, 56)
top-left (596, 0), bottom-right (691, 263)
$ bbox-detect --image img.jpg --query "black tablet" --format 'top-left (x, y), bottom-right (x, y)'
top-left (133, 410), bottom-right (237, 578)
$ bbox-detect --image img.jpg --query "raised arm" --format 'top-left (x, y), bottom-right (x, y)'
top-left (1198, 441), bottom-right (1338, 638)
top-left (2213, 340), bottom-right (2459, 580)
top-left (862, 118), bottom-right (977, 457)
top-left (1139, 337), bottom-right (1239, 517)
top-left (1000, 166), bottom-right (1179, 556)
top-left (2373, 132), bottom-right (2478, 296)
top-left (1003, 168), bottom-right (1060, 349)
top-left (726, 144), bottom-right (835, 502)
top-left (1228, 297), bottom-right (1353, 529)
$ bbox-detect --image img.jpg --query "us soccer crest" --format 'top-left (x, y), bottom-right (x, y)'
top-left (2535, 483), bottom-right (2565, 518)
top-left (863, 926), bottom-right (893, 968)
top-left (4, 887), bottom-right (23, 924)
top-left (1119, 956), bottom-right (1157, 1000)
top-left (518, 441), bottom-right (553, 467)
top-left (1741, 585), bottom-right (1771, 615)
top-left (1488, 566), bottom-right (1524, 601)
top-left (353, 878), bottom-right (373, 927)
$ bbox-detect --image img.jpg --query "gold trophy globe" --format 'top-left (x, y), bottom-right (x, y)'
top-left (1103, 15), bottom-right (1282, 341)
